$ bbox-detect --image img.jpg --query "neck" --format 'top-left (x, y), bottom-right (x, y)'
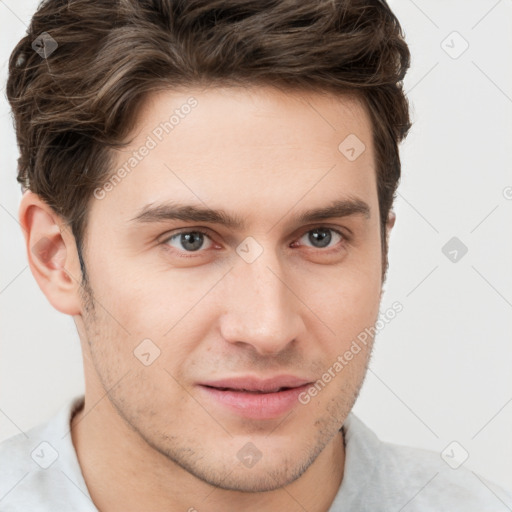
top-left (71, 396), bottom-right (345, 512)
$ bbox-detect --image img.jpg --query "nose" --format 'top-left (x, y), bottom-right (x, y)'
top-left (218, 252), bottom-right (306, 356)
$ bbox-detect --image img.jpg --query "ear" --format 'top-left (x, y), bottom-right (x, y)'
top-left (386, 210), bottom-right (396, 242)
top-left (18, 190), bottom-right (83, 316)
top-left (380, 210), bottom-right (396, 287)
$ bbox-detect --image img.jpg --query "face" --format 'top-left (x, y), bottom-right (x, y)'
top-left (76, 85), bottom-right (386, 492)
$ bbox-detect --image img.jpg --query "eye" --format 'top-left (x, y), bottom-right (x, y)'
top-left (295, 227), bottom-right (345, 250)
top-left (161, 226), bottom-right (346, 257)
top-left (163, 229), bottom-right (214, 253)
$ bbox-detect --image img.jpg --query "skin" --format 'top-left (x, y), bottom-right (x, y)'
top-left (20, 85), bottom-right (395, 512)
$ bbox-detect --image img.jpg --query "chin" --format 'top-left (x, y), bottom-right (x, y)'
top-left (197, 462), bottom-right (309, 493)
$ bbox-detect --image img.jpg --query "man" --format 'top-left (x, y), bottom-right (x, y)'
top-left (1, 0), bottom-right (511, 510)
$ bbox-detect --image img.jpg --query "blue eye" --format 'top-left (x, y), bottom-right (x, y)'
top-left (162, 226), bottom-right (345, 257)
top-left (298, 228), bottom-right (344, 249)
top-left (164, 230), bottom-right (213, 252)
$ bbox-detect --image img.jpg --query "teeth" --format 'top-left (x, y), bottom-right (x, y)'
top-left (241, 387), bottom-right (283, 393)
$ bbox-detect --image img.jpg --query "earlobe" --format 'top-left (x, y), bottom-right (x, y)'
top-left (19, 191), bottom-right (83, 316)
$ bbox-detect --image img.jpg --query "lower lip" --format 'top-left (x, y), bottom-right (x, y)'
top-left (198, 384), bottom-right (311, 420)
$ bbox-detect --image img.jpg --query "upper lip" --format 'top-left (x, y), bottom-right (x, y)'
top-left (199, 376), bottom-right (312, 393)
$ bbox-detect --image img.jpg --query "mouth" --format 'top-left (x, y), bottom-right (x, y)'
top-left (197, 376), bottom-right (312, 420)
top-left (200, 375), bottom-right (311, 392)
top-left (204, 386), bottom-right (295, 394)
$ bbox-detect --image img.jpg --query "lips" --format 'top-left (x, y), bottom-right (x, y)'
top-left (197, 376), bottom-right (312, 420)
top-left (212, 387), bottom-right (289, 394)
top-left (200, 376), bottom-right (311, 393)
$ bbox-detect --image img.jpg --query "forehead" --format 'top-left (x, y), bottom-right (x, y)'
top-left (134, 85), bottom-right (373, 152)
top-left (90, 85), bottom-right (377, 228)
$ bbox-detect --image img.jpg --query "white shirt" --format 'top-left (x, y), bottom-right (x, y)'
top-left (1, 395), bottom-right (511, 511)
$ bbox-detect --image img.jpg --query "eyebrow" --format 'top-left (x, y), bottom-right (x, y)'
top-left (129, 198), bottom-right (371, 230)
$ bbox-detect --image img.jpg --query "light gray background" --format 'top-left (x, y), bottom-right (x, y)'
top-left (1, 0), bottom-right (511, 495)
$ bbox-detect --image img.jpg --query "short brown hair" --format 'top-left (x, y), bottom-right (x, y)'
top-left (7, 0), bottom-right (411, 281)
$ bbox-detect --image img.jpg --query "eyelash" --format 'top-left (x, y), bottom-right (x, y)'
top-left (160, 226), bottom-right (348, 258)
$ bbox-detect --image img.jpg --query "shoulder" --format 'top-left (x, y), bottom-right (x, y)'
top-left (337, 414), bottom-right (512, 512)
top-left (0, 396), bottom-right (96, 511)
top-left (378, 440), bottom-right (511, 510)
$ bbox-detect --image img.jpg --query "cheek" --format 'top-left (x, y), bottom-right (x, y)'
top-left (304, 248), bottom-right (382, 324)
top-left (86, 218), bottom-right (382, 354)
top-left (85, 254), bottom-right (221, 375)
top-left (322, 280), bottom-right (380, 363)
top-left (303, 257), bottom-right (382, 372)
top-left (86, 245), bottom-right (178, 331)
